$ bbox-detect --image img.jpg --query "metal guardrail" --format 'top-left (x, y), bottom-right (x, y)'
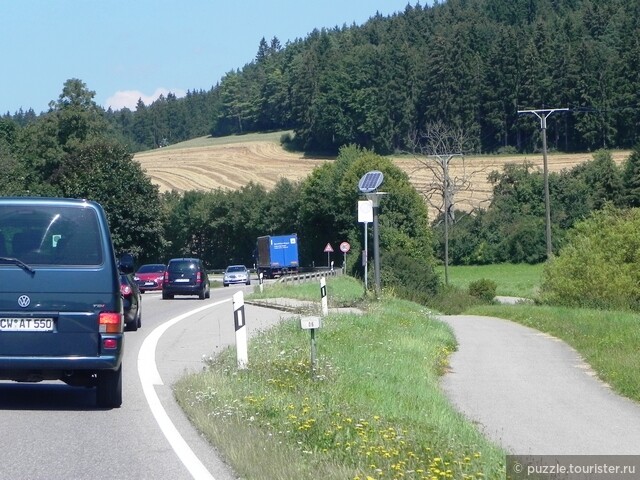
top-left (277, 269), bottom-right (340, 284)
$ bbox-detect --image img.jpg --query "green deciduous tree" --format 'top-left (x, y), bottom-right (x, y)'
top-left (573, 149), bottom-right (623, 209)
top-left (298, 145), bottom-right (434, 281)
top-left (0, 119), bottom-right (28, 195)
top-left (52, 78), bottom-right (110, 149)
top-left (51, 140), bottom-right (165, 261)
top-left (540, 205), bottom-right (640, 310)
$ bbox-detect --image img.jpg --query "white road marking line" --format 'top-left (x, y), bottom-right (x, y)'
top-left (138, 299), bottom-right (230, 480)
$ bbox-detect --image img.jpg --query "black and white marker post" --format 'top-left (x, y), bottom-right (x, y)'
top-left (320, 276), bottom-right (328, 316)
top-left (233, 291), bottom-right (248, 369)
top-left (258, 272), bottom-right (264, 293)
top-left (300, 276), bottom-right (329, 380)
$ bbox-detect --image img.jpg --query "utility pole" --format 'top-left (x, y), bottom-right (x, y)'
top-left (517, 108), bottom-right (569, 259)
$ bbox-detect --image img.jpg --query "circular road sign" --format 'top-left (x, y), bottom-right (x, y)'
top-left (339, 242), bottom-right (351, 253)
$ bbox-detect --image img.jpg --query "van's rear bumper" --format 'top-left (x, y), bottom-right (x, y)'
top-left (0, 343), bottom-right (123, 381)
top-left (163, 284), bottom-right (204, 295)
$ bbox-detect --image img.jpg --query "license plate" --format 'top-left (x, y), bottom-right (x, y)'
top-left (145, 282), bottom-right (154, 286)
top-left (0, 318), bottom-right (55, 332)
top-left (174, 278), bottom-right (190, 283)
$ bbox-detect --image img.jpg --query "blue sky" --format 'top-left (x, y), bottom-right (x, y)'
top-left (2, 1), bottom-right (416, 115)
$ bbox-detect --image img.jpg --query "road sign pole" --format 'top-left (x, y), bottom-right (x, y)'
top-left (364, 223), bottom-right (368, 291)
top-left (338, 241), bottom-right (350, 274)
top-left (323, 243), bottom-right (334, 268)
top-left (373, 204), bottom-right (381, 298)
top-left (310, 328), bottom-right (317, 379)
top-left (300, 315), bottom-right (321, 380)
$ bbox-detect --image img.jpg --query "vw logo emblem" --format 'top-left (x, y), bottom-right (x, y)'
top-left (17, 295), bottom-right (31, 308)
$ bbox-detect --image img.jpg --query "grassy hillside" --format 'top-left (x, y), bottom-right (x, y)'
top-left (156, 131), bottom-right (292, 150)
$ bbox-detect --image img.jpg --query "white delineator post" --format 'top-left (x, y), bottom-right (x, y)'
top-left (233, 291), bottom-right (248, 369)
top-left (320, 277), bottom-right (328, 316)
top-left (259, 272), bottom-right (264, 293)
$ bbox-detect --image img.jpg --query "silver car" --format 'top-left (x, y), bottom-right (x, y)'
top-left (222, 265), bottom-right (251, 286)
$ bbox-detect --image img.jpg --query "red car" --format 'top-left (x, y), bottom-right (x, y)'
top-left (134, 263), bottom-right (166, 292)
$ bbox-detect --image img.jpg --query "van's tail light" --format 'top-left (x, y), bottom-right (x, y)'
top-left (196, 271), bottom-right (202, 284)
top-left (99, 312), bottom-right (123, 333)
top-left (163, 271), bottom-right (169, 286)
top-left (120, 283), bottom-right (132, 296)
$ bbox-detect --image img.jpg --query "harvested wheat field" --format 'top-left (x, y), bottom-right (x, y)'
top-left (134, 132), bottom-right (630, 218)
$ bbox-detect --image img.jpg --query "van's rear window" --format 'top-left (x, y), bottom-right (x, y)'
top-left (0, 205), bottom-right (103, 266)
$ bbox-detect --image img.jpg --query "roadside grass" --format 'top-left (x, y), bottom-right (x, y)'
top-left (466, 303), bottom-right (640, 402)
top-left (247, 275), bottom-right (366, 307)
top-left (174, 276), bottom-right (506, 479)
top-left (436, 263), bottom-right (543, 298)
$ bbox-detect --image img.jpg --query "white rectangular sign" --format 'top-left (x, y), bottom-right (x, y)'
top-left (300, 316), bottom-right (322, 330)
top-left (358, 200), bottom-right (373, 223)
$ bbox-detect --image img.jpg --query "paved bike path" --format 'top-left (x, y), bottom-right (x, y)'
top-left (438, 315), bottom-right (640, 455)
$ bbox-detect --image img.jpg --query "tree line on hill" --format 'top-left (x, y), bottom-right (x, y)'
top-left (6, 0), bottom-right (638, 157)
top-left (4, 78), bottom-right (640, 311)
top-left (4, 79), bottom-right (640, 267)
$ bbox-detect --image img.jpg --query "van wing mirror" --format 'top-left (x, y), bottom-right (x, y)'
top-left (119, 252), bottom-right (135, 274)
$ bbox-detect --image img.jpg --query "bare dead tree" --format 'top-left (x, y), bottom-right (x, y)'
top-left (407, 121), bottom-right (488, 285)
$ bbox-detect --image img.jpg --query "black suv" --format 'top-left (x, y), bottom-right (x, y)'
top-left (162, 258), bottom-right (210, 300)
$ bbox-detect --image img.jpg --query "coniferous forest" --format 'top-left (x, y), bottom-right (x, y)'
top-left (39, 0), bottom-right (640, 154)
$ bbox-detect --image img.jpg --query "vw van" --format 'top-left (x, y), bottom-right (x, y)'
top-left (0, 197), bottom-right (126, 408)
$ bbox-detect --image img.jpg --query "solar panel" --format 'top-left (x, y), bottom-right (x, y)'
top-left (358, 171), bottom-right (384, 193)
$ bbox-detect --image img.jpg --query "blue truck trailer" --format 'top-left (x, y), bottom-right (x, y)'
top-left (256, 234), bottom-right (299, 278)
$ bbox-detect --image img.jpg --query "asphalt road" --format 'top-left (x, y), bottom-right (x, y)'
top-left (0, 283), bottom-right (293, 480)
top-left (439, 314), bottom-right (640, 455)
